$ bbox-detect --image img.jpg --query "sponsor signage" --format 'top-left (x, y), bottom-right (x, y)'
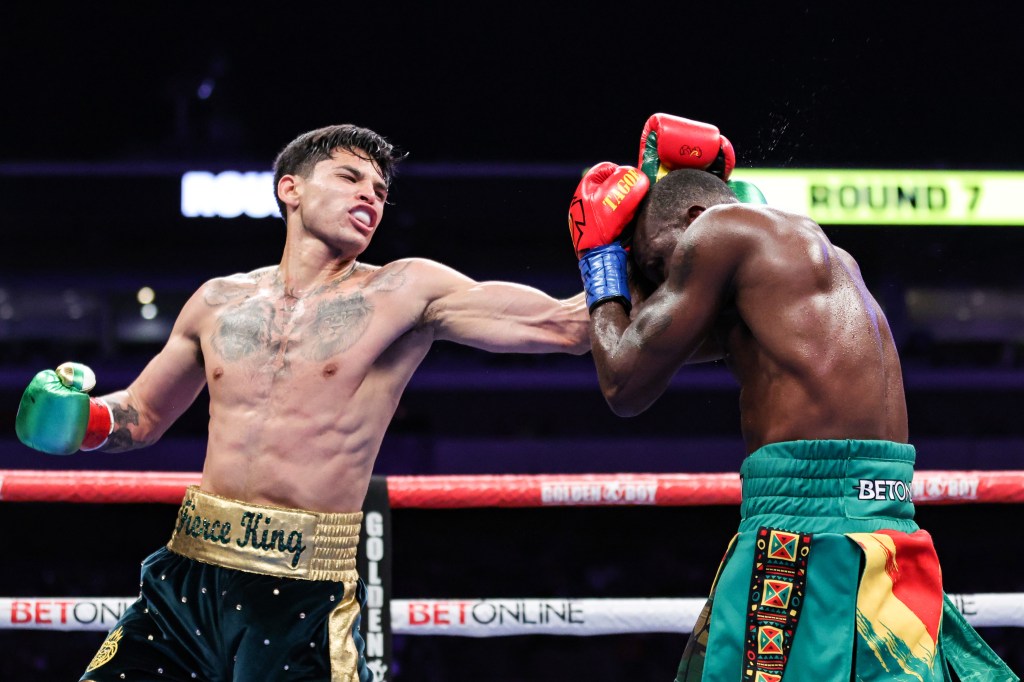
top-left (540, 479), bottom-right (659, 505)
top-left (358, 477), bottom-right (392, 682)
top-left (3, 594), bottom-right (1016, 633)
top-left (393, 598), bottom-right (700, 636)
top-left (1, 598), bottom-right (133, 631)
top-left (912, 474), bottom-right (980, 501)
top-left (855, 478), bottom-right (913, 501)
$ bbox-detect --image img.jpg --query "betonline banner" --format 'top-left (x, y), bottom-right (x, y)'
top-left (4, 595), bottom-right (1022, 633)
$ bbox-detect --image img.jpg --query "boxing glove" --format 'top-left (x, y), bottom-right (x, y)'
top-left (567, 162), bottom-right (649, 311)
top-left (15, 362), bottom-right (112, 455)
top-left (727, 179), bottom-right (768, 204)
top-left (637, 113), bottom-right (736, 185)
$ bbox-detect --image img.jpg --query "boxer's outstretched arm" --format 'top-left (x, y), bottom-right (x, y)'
top-left (416, 260), bottom-right (590, 354)
top-left (16, 288), bottom-right (209, 455)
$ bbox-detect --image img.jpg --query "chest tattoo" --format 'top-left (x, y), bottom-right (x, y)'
top-left (211, 298), bottom-right (279, 361)
top-left (363, 263), bottom-right (408, 293)
top-left (209, 290), bottom-right (374, 364)
top-left (305, 293), bottom-right (373, 361)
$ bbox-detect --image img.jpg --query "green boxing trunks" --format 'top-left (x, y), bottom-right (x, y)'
top-left (81, 486), bottom-right (371, 682)
top-left (676, 439), bottom-right (1018, 682)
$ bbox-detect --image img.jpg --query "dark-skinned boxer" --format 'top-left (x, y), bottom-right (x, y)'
top-left (568, 114), bottom-right (1016, 682)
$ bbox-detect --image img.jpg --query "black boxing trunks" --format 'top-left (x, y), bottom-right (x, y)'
top-left (80, 486), bottom-right (370, 682)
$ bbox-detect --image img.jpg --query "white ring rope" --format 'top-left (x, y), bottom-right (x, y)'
top-left (4, 594), bottom-right (1022, 636)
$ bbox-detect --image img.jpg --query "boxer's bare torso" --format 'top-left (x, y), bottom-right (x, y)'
top-left (591, 200), bottom-right (907, 452)
top-left (94, 148), bottom-right (588, 512)
top-left (695, 205), bottom-right (907, 450)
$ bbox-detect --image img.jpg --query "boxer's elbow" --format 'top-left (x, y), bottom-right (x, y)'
top-left (605, 397), bottom-right (646, 418)
top-left (599, 381), bottom-right (649, 418)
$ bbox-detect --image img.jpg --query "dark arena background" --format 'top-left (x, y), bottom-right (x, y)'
top-left (2, 6), bottom-right (1023, 681)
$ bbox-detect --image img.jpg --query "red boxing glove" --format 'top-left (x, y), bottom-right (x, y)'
top-left (567, 162), bottom-right (650, 258)
top-left (637, 113), bottom-right (736, 184)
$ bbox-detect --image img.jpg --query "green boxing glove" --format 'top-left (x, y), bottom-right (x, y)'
top-left (15, 362), bottom-right (113, 455)
top-left (727, 179), bottom-right (768, 204)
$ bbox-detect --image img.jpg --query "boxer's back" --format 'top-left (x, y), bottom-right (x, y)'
top-left (711, 205), bottom-right (908, 450)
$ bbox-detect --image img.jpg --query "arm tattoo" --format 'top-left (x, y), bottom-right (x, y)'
top-left (306, 293), bottom-right (373, 361)
top-left (211, 299), bottom-right (278, 361)
top-left (105, 402), bottom-right (141, 451)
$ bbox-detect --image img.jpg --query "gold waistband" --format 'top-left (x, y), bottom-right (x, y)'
top-left (166, 486), bottom-right (361, 583)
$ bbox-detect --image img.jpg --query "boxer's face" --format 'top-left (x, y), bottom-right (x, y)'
top-left (287, 148), bottom-right (388, 254)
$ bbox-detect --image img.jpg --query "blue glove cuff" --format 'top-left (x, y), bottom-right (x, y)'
top-left (579, 243), bottom-right (631, 313)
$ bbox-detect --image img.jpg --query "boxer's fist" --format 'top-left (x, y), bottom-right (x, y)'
top-left (15, 362), bottom-right (112, 455)
top-left (638, 113), bottom-right (736, 184)
top-left (568, 163), bottom-right (648, 312)
top-left (568, 162), bottom-right (649, 258)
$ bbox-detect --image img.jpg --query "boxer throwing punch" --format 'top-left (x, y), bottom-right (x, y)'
top-left (16, 124), bottom-right (590, 682)
top-left (568, 114), bottom-right (1017, 681)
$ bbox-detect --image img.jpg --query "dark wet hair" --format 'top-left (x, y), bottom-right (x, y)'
top-left (272, 124), bottom-right (408, 217)
top-left (644, 168), bottom-right (738, 226)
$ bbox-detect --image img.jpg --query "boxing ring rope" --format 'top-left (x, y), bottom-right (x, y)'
top-left (3, 469), bottom-right (1023, 506)
top-left (3, 469), bottom-right (1024, 636)
top-left (5, 594), bottom-right (1024, 635)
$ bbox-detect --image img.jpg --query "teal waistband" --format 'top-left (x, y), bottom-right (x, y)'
top-left (739, 440), bottom-right (919, 533)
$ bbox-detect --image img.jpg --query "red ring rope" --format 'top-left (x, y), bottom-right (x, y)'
top-left (1, 470), bottom-right (1021, 506)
